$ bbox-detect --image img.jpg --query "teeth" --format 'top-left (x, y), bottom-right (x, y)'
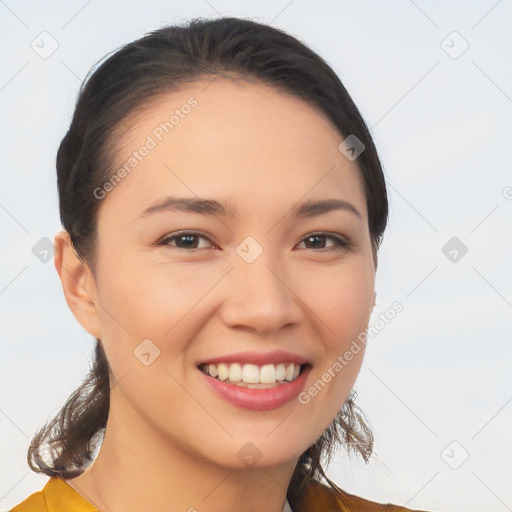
top-left (228, 363), bottom-right (242, 382)
top-left (260, 364), bottom-right (276, 384)
top-left (200, 362), bottom-right (303, 384)
top-left (285, 364), bottom-right (295, 381)
top-left (217, 363), bottom-right (229, 381)
top-left (242, 364), bottom-right (259, 383)
top-left (275, 363), bottom-right (286, 381)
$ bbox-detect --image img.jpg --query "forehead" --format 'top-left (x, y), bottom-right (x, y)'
top-left (98, 78), bottom-right (367, 224)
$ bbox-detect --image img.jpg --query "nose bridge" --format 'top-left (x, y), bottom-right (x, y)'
top-left (220, 242), bottom-right (301, 333)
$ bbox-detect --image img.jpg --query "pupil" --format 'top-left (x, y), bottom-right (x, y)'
top-left (307, 235), bottom-right (325, 249)
top-left (179, 235), bottom-right (197, 248)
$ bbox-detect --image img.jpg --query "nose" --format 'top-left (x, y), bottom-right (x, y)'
top-left (219, 251), bottom-right (303, 336)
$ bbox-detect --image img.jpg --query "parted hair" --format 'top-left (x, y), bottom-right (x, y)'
top-left (27, 16), bottom-right (387, 503)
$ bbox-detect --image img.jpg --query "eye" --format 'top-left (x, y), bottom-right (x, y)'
top-left (297, 233), bottom-right (350, 251)
top-left (158, 231), bottom-right (215, 250)
top-left (157, 231), bottom-right (350, 252)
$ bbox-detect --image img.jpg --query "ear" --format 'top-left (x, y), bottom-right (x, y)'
top-left (54, 230), bottom-right (102, 339)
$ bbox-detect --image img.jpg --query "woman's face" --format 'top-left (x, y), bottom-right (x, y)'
top-left (84, 78), bottom-right (375, 469)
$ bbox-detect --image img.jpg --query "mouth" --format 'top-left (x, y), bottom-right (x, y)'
top-left (196, 352), bottom-right (313, 411)
top-left (197, 361), bottom-right (309, 389)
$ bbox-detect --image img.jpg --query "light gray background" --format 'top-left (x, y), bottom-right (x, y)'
top-left (1, 1), bottom-right (511, 511)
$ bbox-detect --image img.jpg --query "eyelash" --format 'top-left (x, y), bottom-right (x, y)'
top-left (157, 231), bottom-right (351, 252)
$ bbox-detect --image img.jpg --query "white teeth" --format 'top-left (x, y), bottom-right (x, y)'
top-left (242, 364), bottom-right (259, 384)
top-left (260, 364), bottom-right (276, 384)
top-left (228, 363), bottom-right (242, 382)
top-left (208, 364), bottom-right (218, 378)
top-left (200, 362), bottom-right (303, 384)
top-left (217, 363), bottom-right (229, 381)
top-left (275, 363), bottom-right (286, 381)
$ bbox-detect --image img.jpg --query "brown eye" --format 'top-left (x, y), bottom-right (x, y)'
top-left (298, 233), bottom-right (350, 251)
top-left (159, 231), bottom-right (214, 250)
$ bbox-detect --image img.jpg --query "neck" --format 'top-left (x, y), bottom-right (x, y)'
top-left (67, 388), bottom-right (298, 512)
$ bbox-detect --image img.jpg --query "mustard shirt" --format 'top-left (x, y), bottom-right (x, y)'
top-left (10, 476), bottom-right (430, 512)
top-left (10, 478), bottom-right (97, 512)
top-left (9, 477), bottom-right (294, 512)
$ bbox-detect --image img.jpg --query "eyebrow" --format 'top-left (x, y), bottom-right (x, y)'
top-left (137, 196), bottom-right (362, 220)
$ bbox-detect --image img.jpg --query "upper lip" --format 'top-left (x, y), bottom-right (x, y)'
top-left (198, 350), bottom-right (310, 367)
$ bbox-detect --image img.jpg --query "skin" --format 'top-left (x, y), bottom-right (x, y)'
top-left (55, 77), bottom-right (376, 512)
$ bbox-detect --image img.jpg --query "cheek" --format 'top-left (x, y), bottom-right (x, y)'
top-left (296, 260), bottom-right (373, 411)
top-left (93, 256), bottom-right (232, 394)
top-left (92, 261), bottom-right (199, 420)
top-left (96, 256), bottom-right (212, 338)
top-left (302, 258), bottom-right (375, 343)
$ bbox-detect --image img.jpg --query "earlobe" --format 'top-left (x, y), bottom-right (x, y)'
top-left (54, 230), bottom-right (102, 339)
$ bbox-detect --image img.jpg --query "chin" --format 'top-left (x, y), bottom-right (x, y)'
top-left (199, 430), bottom-right (314, 471)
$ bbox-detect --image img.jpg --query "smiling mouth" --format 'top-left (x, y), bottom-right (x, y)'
top-left (197, 362), bottom-right (309, 389)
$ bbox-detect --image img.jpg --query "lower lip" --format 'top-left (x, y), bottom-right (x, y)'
top-left (200, 365), bottom-right (312, 411)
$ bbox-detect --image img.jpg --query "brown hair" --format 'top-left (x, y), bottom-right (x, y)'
top-left (28, 15), bottom-right (386, 501)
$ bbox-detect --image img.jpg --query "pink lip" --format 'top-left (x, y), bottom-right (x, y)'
top-left (198, 350), bottom-right (310, 366)
top-left (200, 364), bottom-right (312, 411)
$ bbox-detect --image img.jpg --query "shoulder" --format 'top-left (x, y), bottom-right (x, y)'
top-left (9, 478), bottom-right (97, 512)
top-left (9, 479), bottom-right (49, 512)
top-left (289, 476), bottom-right (432, 512)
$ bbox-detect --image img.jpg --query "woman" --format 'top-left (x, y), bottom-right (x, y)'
top-left (11, 16), bottom-right (431, 512)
